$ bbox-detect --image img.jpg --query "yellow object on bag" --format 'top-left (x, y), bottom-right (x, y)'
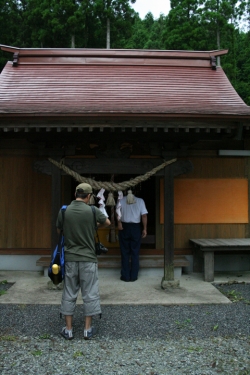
top-left (52, 264), bottom-right (61, 275)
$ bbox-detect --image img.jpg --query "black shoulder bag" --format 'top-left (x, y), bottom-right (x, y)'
top-left (91, 206), bottom-right (108, 255)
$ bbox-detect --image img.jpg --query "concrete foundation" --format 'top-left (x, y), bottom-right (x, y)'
top-left (0, 255), bottom-right (44, 272)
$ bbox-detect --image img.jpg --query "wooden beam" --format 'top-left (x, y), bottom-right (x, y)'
top-left (34, 158), bottom-right (193, 176)
top-left (163, 163), bottom-right (175, 281)
top-left (51, 163), bottom-right (62, 251)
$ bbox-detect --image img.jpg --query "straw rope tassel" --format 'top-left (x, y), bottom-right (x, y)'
top-left (106, 192), bottom-right (116, 206)
top-left (48, 158), bottom-right (177, 191)
top-left (126, 190), bottom-right (136, 204)
top-left (89, 194), bottom-right (96, 205)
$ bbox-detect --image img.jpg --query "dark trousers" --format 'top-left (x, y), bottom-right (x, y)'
top-left (118, 222), bottom-right (141, 281)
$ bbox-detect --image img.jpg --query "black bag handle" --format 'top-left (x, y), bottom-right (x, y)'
top-left (91, 206), bottom-right (100, 243)
top-left (61, 205), bottom-right (67, 231)
top-left (57, 205), bottom-right (67, 258)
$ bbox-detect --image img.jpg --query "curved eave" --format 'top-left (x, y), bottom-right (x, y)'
top-left (0, 44), bottom-right (228, 59)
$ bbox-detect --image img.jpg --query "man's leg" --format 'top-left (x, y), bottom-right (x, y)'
top-left (79, 262), bottom-right (101, 339)
top-left (60, 262), bottom-right (79, 339)
top-left (85, 316), bottom-right (92, 330)
top-left (118, 223), bottom-right (131, 281)
top-left (65, 315), bottom-right (73, 330)
top-left (130, 223), bottom-right (141, 281)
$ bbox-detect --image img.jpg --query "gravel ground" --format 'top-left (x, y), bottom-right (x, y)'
top-left (0, 282), bottom-right (250, 375)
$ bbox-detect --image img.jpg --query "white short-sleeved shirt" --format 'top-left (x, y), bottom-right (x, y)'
top-left (119, 196), bottom-right (148, 223)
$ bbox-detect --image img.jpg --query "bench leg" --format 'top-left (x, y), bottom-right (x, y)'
top-left (204, 252), bottom-right (214, 282)
top-left (44, 267), bottom-right (48, 277)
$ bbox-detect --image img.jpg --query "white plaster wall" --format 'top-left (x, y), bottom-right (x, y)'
top-left (0, 255), bottom-right (43, 272)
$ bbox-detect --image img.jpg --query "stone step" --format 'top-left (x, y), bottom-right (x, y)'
top-left (37, 255), bottom-right (189, 278)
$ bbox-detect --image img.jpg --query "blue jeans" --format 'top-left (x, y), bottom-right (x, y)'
top-left (118, 222), bottom-right (141, 281)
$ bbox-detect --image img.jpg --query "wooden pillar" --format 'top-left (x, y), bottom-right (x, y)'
top-left (155, 176), bottom-right (162, 249)
top-left (160, 160), bottom-right (193, 288)
top-left (51, 164), bottom-right (62, 252)
top-left (162, 164), bottom-right (175, 282)
top-left (203, 251), bottom-right (215, 282)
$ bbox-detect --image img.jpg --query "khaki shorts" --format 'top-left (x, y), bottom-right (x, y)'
top-left (60, 261), bottom-right (101, 317)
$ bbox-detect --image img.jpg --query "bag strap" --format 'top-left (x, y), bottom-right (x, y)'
top-left (91, 206), bottom-right (100, 242)
top-left (58, 205), bottom-right (67, 256)
top-left (61, 205), bottom-right (67, 230)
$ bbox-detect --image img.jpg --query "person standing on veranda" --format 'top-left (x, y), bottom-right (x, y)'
top-left (117, 190), bottom-right (148, 282)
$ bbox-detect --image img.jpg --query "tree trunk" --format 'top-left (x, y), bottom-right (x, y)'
top-left (216, 28), bottom-right (220, 66)
top-left (71, 34), bottom-right (75, 48)
top-left (106, 18), bottom-right (110, 49)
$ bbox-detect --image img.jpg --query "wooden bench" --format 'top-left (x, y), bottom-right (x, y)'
top-left (37, 254), bottom-right (189, 277)
top-left (190, 238), bottom-right (250, 282)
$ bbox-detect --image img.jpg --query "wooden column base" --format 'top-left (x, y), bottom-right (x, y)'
top-left (204, 251), bottom-right (214, 282)
top-left (161, 278), bottom-right (180, 289)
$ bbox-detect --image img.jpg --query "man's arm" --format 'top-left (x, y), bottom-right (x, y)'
top-left (98, 218), bottom-right (111, 228)
top-left (95, 207), bottom-right (111, 228)
top-left (117, 220), bottom-right (123, 230)
top-left (115, 209), bottom-right (123, 230)
top-left (141, 214), bottom-right (147, 238)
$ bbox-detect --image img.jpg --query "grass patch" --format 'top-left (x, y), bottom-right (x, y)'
top-left (39, 333), bottom-right (51, 339)
top-left (73, 351), bottom-right (84, 358)
top-left (0, 280), bottom-right (15, 296)
top-left (185, 346), bottom-right (203, 353)
top-left (175, 319), bottom-right (193, 329)
top-left (213, 324), bottom-right (219, 331)
top-left (18, 304), bottom-right (27, 310)
top-left (219, 288), bottom-right (250, 304)
top-left (0, 335), bottom-right (18, 341)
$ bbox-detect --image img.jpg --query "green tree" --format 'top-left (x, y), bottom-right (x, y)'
top-left (94, 0), bottom-right (137, 48)
top-left (0, 0), bottom-right (24, 69)
top-left (164, 0), bottom-right (207, 50)
top-left (124, 12), bottom-right (167, 49)
top-left (201, 1), bottom-right (246, 62)
top-left (233, 30), bottom-right (250, 105)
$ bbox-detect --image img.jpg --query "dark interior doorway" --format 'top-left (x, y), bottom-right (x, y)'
top-left (64, 173), bottom-right (156, 247)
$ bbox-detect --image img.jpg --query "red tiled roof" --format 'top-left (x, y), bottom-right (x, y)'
top-left (0, 46), bottom-right (250, 120)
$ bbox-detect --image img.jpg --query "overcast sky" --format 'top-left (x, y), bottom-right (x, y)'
top-left (132, 0), bottom-right (171, 19)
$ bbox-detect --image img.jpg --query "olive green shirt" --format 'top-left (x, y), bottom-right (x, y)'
top-left (56, 200), bottom-right (107, 262)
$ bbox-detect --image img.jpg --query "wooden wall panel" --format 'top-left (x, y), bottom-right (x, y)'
top-left (160, 178), bottom-right (248, 224)
top-left (174, 224), bottom-right (247, 249)
top-left (158, 224), bottom-right (246, 251)
top-left (179, 157), bottom-right (246, 179)
top-left (156, 157), bottom-right (248, 252)
top-left (0, 156), bottom-right (51, 248)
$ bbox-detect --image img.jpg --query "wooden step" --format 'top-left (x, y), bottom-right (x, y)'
top-left (37, 255), bottom-right (189, 269)
top-left (98, 255), bottom-right (189, 268)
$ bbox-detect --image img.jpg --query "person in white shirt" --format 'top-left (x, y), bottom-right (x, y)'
top-left (117, 190), bottom-right (148, 282)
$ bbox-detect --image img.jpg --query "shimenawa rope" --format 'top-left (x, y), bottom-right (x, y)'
top-left (48, 158), bottom-right (176, 192)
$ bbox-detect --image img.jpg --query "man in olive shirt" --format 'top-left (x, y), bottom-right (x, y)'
top-left (56, 183), bottom-right (110, 340)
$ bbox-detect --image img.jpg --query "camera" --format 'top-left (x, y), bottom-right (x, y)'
top-left (95, 242), bottom-right (108, 255)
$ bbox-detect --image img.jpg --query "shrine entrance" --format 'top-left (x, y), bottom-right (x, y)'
top-left (62, 173), bottom-right (156, 251)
